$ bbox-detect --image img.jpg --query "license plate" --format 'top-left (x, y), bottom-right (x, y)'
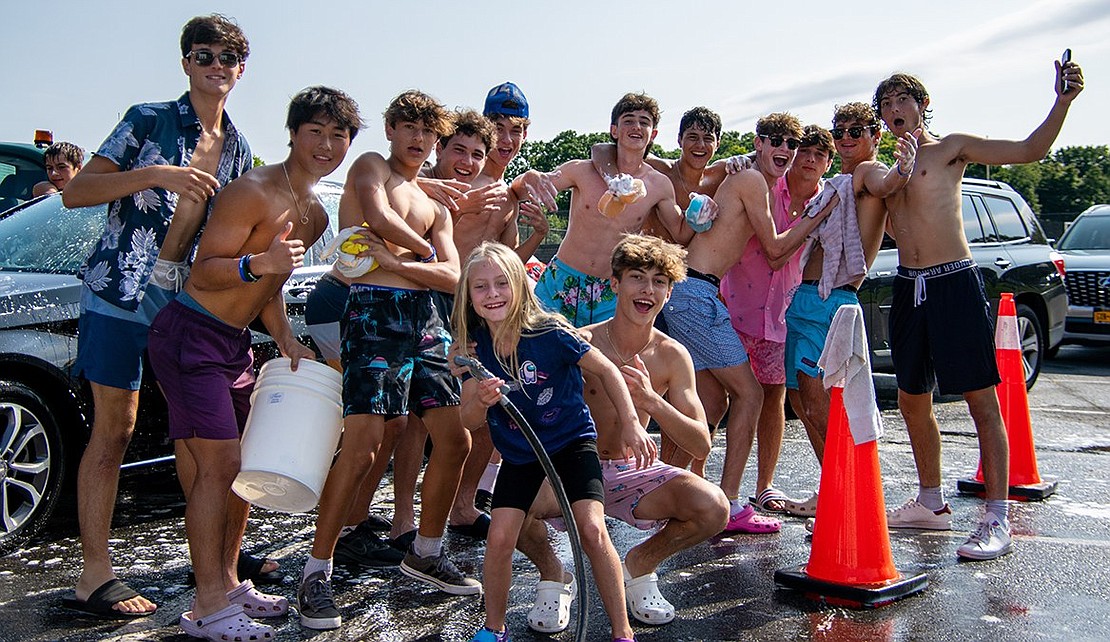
top-left (1095, 310), bottom-right (1110, 324)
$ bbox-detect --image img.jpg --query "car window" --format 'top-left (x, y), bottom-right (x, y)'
top-left (0, 157), bottom-right (44, 211)
top-left (962, 194), bottom-right (993, 244)
top-left (982, 195), bottom-right (1028, 242)
top-left (0, 196), bottom-right (104, 273)
top-left (1058, 214), bottom-right (1110, 250)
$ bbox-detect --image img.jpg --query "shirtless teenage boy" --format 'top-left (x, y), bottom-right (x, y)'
top-left (875, 56), bottom-right (1083, 561)
top-left (718, 124), bottom-right (834, 513)
top-left (299, 91), bottom-right (481, 631)
top-left (61, 14), bottom-right (253, 618)
top-left (783, 103), bottom-right (916, 517)
top-left (33, 141), bottom-right (84, 196)
top-left (661, 112), bottom-right (829, 534)
top-left (513, 92), bottom-right (690, 327)
top-left (517, 233), bottom-right (729, 631)
top-left (146, 86), bottom-right (360, 640)
top-left (591, 106), bottom-right (731, 243)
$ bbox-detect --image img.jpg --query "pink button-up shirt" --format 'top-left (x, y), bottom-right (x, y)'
top-left (720, 175), bottom-right (818, 342)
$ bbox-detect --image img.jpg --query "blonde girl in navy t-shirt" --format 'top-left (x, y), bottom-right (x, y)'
top-left (454, 242), bottom-right (654, 642)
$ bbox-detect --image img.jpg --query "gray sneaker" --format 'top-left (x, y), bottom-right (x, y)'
top-left (400, 547), bottom-right (483, 595)
top-left (298, 571), bottom-right (341, 630)
top-left (956, 512), bottom-right (1014, 560)
top-left (335, 522), bottom-right (404, 568)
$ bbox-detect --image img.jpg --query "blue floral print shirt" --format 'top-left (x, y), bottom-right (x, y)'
top-left (79, 93), bottom-right (252, 311)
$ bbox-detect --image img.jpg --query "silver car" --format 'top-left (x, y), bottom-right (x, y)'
top-left (0, 183), bottom-right (341, 554)
top-left (1054, 204), bottom-right (1110, 350)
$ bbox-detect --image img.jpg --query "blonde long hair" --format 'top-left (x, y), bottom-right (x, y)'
top-left (453, 242), bottom-right (575, 386)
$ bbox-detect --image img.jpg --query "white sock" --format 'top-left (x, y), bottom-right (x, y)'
top-left (916, 486), bottom-right (945, 512)
top-left (985, 500), bottom-right (1009, 524)
top-left (413, 534), bottom-right (442, 558)
top-left (303, 555), bottom-right (332, 582)
top-left (478, 462), bottom-right (500, 493)
top-left (728, 497), bottom-right (745, 517)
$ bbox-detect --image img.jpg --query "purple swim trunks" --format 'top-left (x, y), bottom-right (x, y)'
top-left (148, 297), bottom-right (254, 441)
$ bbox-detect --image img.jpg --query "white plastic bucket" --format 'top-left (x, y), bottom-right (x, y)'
top-left (232, 357), bottom-right (343, 513)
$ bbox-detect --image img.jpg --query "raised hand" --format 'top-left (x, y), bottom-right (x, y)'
top-left (417, 177), bottom-right (469, 212)
top-left (458, 181), bottom-right (510, 216)
top-left (894, 128), bottom-right (921, 175)
top-left (520, 170), bottom-right (560, 211)
top-left (518, 199), bottom-right (549, 236)
top-left (1056, 57), bottom-right (1084, 102)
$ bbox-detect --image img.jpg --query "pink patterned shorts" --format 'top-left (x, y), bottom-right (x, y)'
top-left (738, 331), bottom-right (786, 385)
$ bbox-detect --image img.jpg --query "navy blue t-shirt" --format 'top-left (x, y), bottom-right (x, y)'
top-left (471, 324), bottom-right (596, 465)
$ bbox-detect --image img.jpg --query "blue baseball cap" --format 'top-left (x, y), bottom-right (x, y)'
top-left (484, 82), bottom-right (529, 119)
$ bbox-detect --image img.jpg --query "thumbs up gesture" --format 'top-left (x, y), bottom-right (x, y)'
top-left (254, 222), bottom-right (306, 276)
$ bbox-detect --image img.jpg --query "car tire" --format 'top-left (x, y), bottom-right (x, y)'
top-left (1015, 304), bottom-right (1044, 390)
top-left (0, 381), bottom-right (66, 556)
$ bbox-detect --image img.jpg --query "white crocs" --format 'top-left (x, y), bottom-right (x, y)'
top-left (527, 572), bottom-right (576, 633)
top-left (623, 563), bottom-right (674, 625)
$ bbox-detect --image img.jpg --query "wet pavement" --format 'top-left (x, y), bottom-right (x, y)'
top-left (1, 345), bottom-right (1108, 642)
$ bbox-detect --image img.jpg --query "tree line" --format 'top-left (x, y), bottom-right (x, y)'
top-left (507, 129), bottom-right (1108, 232)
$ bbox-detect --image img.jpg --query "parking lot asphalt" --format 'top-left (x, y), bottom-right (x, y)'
top-left (1, 345), bottom-right (1108, 642)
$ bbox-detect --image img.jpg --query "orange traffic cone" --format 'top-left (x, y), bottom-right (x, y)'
top-left (775, 387), bottom-right (927, 608)
top-left (957, 292), bottom-right (1058, 500)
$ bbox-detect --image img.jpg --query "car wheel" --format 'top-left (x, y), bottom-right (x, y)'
top-left (0, 381), bottom-right (66, 555)
top-left (1015, 304), bottom-right (1044, 390)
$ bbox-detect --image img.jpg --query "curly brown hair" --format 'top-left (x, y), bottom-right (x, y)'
top-left (800, 125), bottom-right (835, 159)
top-left (832, 102), bottom-right (879, 128)
top-left (444, 109), bottom-right (495, 153)
top-left (383, 90), bottom-right (454, 138)
top-left (611, 233), bottom-right (687, 284)
top-left (873, 73), bottom-right (932, 126)
top-left (755, 112), bottom-right (804, 139)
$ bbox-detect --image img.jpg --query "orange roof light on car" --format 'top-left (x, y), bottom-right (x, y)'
top-left (34, 130), bottom-right (53, 148)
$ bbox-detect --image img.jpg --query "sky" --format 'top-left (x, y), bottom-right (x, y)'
top-left (4, 0), bottom-right (1108, 179)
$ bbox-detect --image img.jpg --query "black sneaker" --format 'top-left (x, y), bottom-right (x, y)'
top-left (335, 522), bottom-right (404, 568)
top-left (474, 489), bottom-right (493, 514)
top-left (363, 512), bottom-right (393, 532)
top-left (387, 529), bottom-right (418, 553)
top-left (298, 570), bottom-right (341, 630)
top-left (400, 546), bottom-right (483, 595)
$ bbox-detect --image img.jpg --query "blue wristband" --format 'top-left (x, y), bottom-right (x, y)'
top-left (896, 163), bottom-right (912, 177)
top-left (239, 254), bottom-right (259, 282)
top-left (419, 246), bottom-right (437, 263)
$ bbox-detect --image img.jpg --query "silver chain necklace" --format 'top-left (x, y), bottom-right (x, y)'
top-left (282, 161), bottom-right (311, 225)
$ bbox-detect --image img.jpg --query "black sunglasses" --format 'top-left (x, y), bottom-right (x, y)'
top-left (759, 134), bottom-right (800, 150)
top-left (830, 125), bottom-right (878, 140)
top-left (186, 49), bottom-right (242, 67)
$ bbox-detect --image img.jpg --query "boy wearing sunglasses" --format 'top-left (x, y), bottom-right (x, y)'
top-left (61, 14), bottom-right (253, 620)
top-left (717, 123), bottom-right (835, 518)
top-left (781, 103), bottom-right (916, 516)
top-left (659, 112), bottom-right (829, 535)
top-left (874, 59), bottom-right (1083, 561)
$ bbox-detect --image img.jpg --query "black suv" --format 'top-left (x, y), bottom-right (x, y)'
top-left (859, 177), bottom-right (1067, 389)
